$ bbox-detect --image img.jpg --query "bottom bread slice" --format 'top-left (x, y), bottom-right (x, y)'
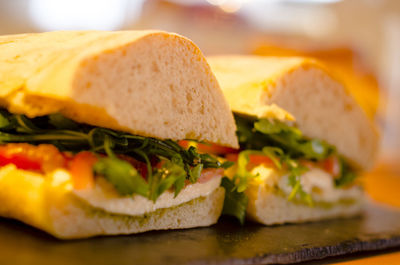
top-left (0, 165), bottom-right (225, 239)
top-left (246, 184), bottom-right (363, 225)
top-left (51, 187), bottom-right (225, 239)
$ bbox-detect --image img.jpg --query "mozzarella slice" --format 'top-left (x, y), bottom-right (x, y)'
top-left (73, 175), bottom-right (222, 216)
top-left (252, 165), bottom-right (361, 203)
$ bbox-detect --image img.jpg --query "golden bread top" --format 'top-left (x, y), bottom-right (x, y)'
top-left (0, 31), bottom-right (238, 147)
top-left (208, 55), bottom-right (379, 169)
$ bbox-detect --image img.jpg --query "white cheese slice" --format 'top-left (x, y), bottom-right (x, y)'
top-left (253, 164), bottom-right (361, 203)
top-left (298, 168), bottom-right (362, 202)
top-left (72, 175), bottom-right (222, 216)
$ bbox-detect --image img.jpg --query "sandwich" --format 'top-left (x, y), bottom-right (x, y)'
top-left (0, 31), bottom-right (238, 239)
top-left (206, 56), bottom-right (379, 225)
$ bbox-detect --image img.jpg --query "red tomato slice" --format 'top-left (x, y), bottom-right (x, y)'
top-left (247, 155), bottom-right (274, 167)
top-left (178, 140), bottom-right (238, 155)
top-left (178, 140), bottom-right (190, 149)
top-left (196, 143), bottom-right (238, 155)
top-left (321, 156), bottom-right (341, 177)
top-left (0, 143), bottom-right (67, 173)
top-left (0, 152), bottom-right (41, 171)
top-left (69, 151), bottom-right (98, 190)
top-left (225, 153), bottom-right (274, 168)
top-left (225, 153), bottom-right (239, 162)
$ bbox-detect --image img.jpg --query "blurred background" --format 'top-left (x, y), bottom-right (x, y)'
top-left (0, 0), bottom-right (399, 205)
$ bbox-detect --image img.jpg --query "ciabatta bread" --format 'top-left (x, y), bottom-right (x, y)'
top-left (245, 181), bottom-right (363, 225)
top-left (208, 55), bottom-right (377, 225)
top-left (0, 31), bottom-right (237, 148)
top-left (0, 31), bottom-right (238, 238)
top-left (0, 165), bottom-right (224, 239)
top-left (208, 56), bottom-right (378, 169)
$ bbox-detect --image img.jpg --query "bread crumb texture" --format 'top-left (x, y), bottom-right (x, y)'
top-left (0, 31), bottom-right (237, 147)
top-left (245, 181), bottom-right (363, 225)
top-left (208, 55), bottom-right (379, 170)
top-left (0, 164), bottom-right (225, 239)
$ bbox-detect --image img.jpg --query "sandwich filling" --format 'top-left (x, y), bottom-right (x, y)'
top-left (216, 114), bottom-right (361, 223)
top-left (0, 109), bottom-right (229, 214)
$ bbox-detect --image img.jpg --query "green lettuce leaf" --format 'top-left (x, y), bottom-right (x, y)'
top-left (48, 113), bottom-right (80, 130)
top-left (253, 119), bottom-right (333, 160)
top-left (0, 109), bottom-right (231, 200)
top-left (221, 144), bottom-right (315, 222)
top-left (220, 177), bottom-right (248, 225)
top-left (222, 115), bottom-right (359, 222)
top-left (150, 160), bottom-right (187, 201)
top-left (0, 111), bottom-right (10, 129)
top-left (235, 114), bottom-right (356, 188)
top-left (235, 115), bottom-right (333, 160)
top-left (93, 157), bottom-right (149, 197)
top-left (232, 148), bottom-right (283, 193)
top-left (335, 158), bottom-right (357, 187)
top-left (287, 163), bottom-right (313, 206)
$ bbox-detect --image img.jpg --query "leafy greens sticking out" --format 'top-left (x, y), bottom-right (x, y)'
top-left (93, 157), bottom-right (149, 197)
top-left (0, 109), bottom-right (223, 201)
top-left (236, 115), bottom-right (334, 160)
top-left (220, 177), bottom-right (248, 225)
top-left (223, 115), bottom-right (358, 222)
top-left (230, 147), bottom-right (283, 194)
top-left (335, 158), bottom-right (357, 187)
top-left (234, 146), bottom-right (313, 205)
top-left (222, 145), bottom-right (311, 222)
top-left (287, 165), bottom-right (313, 206)
top-left (235, 114), bottom-right (356, 189)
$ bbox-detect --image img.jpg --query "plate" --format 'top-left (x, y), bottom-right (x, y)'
top-left (0, 203), bottom-right (399, 265)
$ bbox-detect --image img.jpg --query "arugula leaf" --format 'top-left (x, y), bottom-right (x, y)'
top-left (231, 147), bottom-right (286, 193)
top-left (0, 112), bottom-right (10, 129)
top-left (261, 146), bottom-right (284, 169)
top-left (0, 110), bottom-right (222, 170)
top-left (93, 157), bottom-right (149, 197)
top-left (48, 114), bottom-right (80, 130)
top-left (224, 115), bottom-right (358, 219)
top-left (335, 158), bottom-right (357, 187)
top-left (288, 174), bottom-right (313, 206)
top-left (221, 161), bottom-right (235, 169)
top-left (190, 163), bottom-right (203, 183)
top-left (287, 163), bottom-right (313, 206)
top-left (235, 115), bottom-right (357, 186)
top-left (235, 115), bottom-right (333, 160)
top-left (93, 155), bottom-right (187, 201)
top-left (15, 115), bottom-right (42, 133)
top-left (0, 109), bottom-right (228, 200)
top-left (230, 142), bottom-right (315, 211)
top-left (254, 118), bottom-right (302, 135)
top-left (235, 116), bottom-right (264, 149)
top-left (153, 161), bottom-right (187, 199)
top-left (253, 119), bottom-right (333, 160)
top-left (220, 177), bottom-right (248, 224)
top-left (233, 150), bottom-right (257, 192)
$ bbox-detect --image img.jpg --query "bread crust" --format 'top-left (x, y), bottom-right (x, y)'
top-left (0, 165), bottom-right (225, 239)
top-left (208, 55), bottom-right (378, 169)
top-left (245, 182), bottom-right (363, 225)
top-left (0, 31), bottom-right (238, 148)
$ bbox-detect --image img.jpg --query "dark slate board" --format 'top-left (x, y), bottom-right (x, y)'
top-left (0, 203), bottom-right (399, 265)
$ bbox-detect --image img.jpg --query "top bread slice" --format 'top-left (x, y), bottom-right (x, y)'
top-left (0, 31), bottom-right (238, 148)
top-left (207, 56), bottom-right (378, 170)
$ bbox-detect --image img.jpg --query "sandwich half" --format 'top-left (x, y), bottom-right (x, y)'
top-left (0, 31), bottom-right (238, 239)
top-left (207, 55), bottom-right (379, 225)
